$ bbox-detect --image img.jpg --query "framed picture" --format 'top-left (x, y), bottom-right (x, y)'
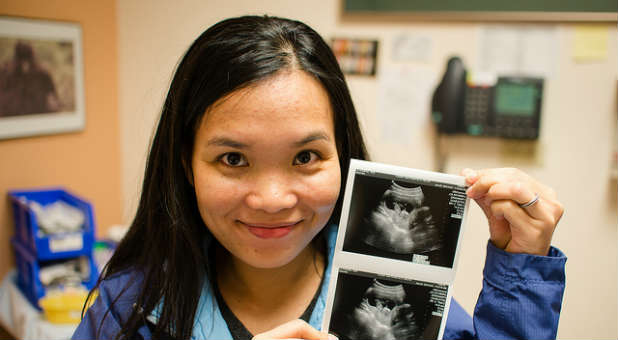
top-left (331, 38), bottom-right (378, 76)
top-left (0, 16), bottom-right (85, 140)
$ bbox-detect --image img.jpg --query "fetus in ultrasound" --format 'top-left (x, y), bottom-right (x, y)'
top-left (345, 279), bottom-right (419, 340)
top-left (364, 182), bottom-right (441, 254)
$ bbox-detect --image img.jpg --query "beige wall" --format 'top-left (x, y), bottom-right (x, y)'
top-left (0, 1), bottom-right (122, 279)
top-left (116, 1), bottom-right (617, 338)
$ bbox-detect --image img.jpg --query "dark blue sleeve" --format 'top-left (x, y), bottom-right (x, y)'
top-left (72, 270), bottom-right (152, 340)
top-left (443, 298), bottom-right (475, 339)
top-left (444, 241), bottom-right (567, 340)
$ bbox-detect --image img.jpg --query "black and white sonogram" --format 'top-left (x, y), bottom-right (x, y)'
top-left (342, 172), bottom-right (467, 268)
top-left (328, 270), bottom-right (447, 340)
top-left (365, 181), bottom-right (439, 254)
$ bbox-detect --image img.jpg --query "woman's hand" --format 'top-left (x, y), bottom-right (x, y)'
top-left (462, 168), bottom-right (564, 256)
top-left (252, 319), bottom-right (337, 340)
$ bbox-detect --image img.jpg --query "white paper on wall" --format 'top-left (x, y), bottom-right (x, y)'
top-left (392, 33), bottom-right (433, 62)
top-left (478, 25), bottom-right (558, 78)
top-left (377, 64), bottom-right (439, 146)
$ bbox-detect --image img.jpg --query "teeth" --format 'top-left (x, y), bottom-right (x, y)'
top-left (243, 221), bottom-right (298, 228)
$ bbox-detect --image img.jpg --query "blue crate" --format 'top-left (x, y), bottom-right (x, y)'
top-left (12, 238), bottom-right (98, 310)
top-left (8, 187), bottom-right (96, 260)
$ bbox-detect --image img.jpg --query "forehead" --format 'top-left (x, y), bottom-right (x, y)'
top-left (199, 70), bottom-right (334, 135)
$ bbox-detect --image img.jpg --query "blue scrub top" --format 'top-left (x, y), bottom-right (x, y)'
top-left (73, 224), bottom-right (566, 339)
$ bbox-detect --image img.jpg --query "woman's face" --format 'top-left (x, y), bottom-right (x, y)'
top-left (191, 70), bottom-right (341, 269)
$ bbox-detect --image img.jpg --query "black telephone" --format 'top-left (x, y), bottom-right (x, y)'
top-left (431, 57), bottom-right (543, 139)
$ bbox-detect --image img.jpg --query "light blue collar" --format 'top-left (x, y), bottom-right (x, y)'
top-left (307, 224), bottom-right (337, 330)
top-left (148, 224), bottom-right (338, 339)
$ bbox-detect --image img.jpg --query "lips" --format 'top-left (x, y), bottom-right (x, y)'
top-left (240, 220), bottom-right (302, 239)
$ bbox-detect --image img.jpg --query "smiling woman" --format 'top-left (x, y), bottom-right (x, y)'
top-left (190, 71), bottom-right (343, 334)
top-left (73, 16), bottom-right (367, 340)
top-left (72, 15), bottom-right (566, 340)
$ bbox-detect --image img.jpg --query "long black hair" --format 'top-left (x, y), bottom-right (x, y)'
top-left (91, 15), bottom-right (368, 339)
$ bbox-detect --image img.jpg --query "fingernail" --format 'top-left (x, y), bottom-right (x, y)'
top-left (462, 168), bottom-right (477, 179)
top-left (465, 187), bottom-right (477, 198)
top-left (328, 334), bottom-right (339, 340)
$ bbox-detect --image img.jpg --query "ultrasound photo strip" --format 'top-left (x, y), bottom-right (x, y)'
top-left (336, 160), bottom-right (469, 276)
top-left (327, 269), bottom-right (449, 340)
top-left (322, 159), bottom-right (470, 340)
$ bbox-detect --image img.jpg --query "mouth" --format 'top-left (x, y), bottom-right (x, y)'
top-left (239, 220), bottom-right (303, 239)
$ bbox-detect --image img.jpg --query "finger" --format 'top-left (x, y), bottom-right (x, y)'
top-left (460, 168), bottom-right (498, 219)
top-left (252, 319), bottom-right (332, 340)
top-left (461, 169), bottom-right (507, 220)
top-left (460, 168), bottom-right (479, 186)
top-left (484, 181), bottom-right (551, 221)
top-left (471, 168), bottom-right (558, 201)
top-left (465, 168), bottom-right (519, 199)
top-left (470, 195), bottom-right (494, 222)
top-left (490, 200), bottom-right (553, 255)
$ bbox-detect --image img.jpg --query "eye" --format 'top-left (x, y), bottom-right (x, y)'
top-left (219, 152), bottom-right (248, 167)
top-left (293, 150), bottom-right (320, 165)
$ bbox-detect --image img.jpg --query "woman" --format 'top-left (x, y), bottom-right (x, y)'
top-left (73, 16), bottom-right (566, 340)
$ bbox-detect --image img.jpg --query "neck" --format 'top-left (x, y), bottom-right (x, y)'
top-left (215, 243), bottom-right (325, 308)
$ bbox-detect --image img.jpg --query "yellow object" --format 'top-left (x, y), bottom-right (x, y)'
top-left (39, 288), bottom-right (97, 324)
top-left (573, 25), bottom-right (609, 62)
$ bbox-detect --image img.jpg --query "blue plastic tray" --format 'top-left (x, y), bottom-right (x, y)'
top-left (8, 188), bottom-right (96, 260)
top-left (12, 238), bottom-right (98, 310)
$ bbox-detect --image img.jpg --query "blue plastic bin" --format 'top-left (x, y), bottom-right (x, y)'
top-left (12, 238), bottom-right (98, 310)
top-left (8, 188), bottom-right (96, 260)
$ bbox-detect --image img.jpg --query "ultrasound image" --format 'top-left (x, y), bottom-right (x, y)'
top-left (329, 271), bottom-right (444, 340)
top-left (345, 279), bottom-right (419, 340)
top-left (342, 173), bottom-right (464, 268)
top-left (364, 181), bottom-right (440, 254)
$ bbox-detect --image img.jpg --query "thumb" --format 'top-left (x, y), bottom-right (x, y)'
top-left (461, 168), bottom-right (478, 185)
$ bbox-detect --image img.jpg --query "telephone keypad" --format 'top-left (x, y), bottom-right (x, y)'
top-left (463, 84), bottom-right (539, 139)
top-left (463, 86), bottom-right (492, 129)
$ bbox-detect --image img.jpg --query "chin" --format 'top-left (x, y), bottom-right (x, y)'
top-left (241, 237), bottom-right (315, 269)
top-left (242, 252), bottom-right (300, 269)
top-left (244, 230), bottom-right (324, 269)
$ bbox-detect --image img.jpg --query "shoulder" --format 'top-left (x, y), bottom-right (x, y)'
top-left (99, 268), bottom-right (145, 313)
top-left (72, 268), bottom-right (146, 340)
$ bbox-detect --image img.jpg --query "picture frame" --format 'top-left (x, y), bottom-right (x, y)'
top-left (0, 16), bottom-right (85, 140)
top-left (331, 38), bottom-right (379, 76)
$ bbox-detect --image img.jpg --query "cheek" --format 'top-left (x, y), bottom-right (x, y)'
top-left (304, 165), bottom-right (342, 215)
top-left (193, 170), bottom-right (244, 219)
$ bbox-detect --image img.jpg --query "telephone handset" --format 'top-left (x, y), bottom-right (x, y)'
top-left (431, 56), bottom-right (543, 139)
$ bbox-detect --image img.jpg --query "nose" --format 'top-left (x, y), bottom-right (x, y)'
top-left (245, 173), bottom-right (298, 213)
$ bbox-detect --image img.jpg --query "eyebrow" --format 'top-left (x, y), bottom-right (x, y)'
top-left (293, 132), bottom-right (331, 147)
top-left (207, 137), bottom-right (248, 148)
top-left (206, 131), bottom-right (331, 149)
